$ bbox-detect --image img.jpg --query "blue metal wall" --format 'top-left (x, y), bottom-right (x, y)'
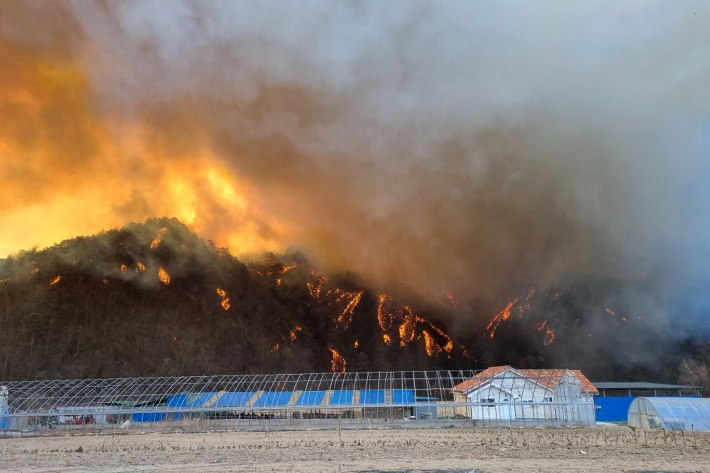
top-left (594, 397), bottom-right (635, 422)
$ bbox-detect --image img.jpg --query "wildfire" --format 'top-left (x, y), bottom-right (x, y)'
top-left (383, 334), bottom-right (392, 345)
top-left (306, 274), bottom-right (326, 299)
top-left (150, 227), bottom-right (168, 249)
top-left (416, 316), bottom-right (454, 352)
top-left (0, 278), bottom-right (9, 283)
top-left (135, 261), bottom-right (146, 272)
top-left (398, 305), bottom-right (416, 343)
top-left (329, 348), bottom-right (346, 372)
top-left (102, 278), bottom-right (109, 284)
top-left (537, 320), bottom-right (548, 331)
top-left (30, 267), bottom-right (40, 275)
top-left (604, 307), bottom-right (616, 317)
top-left (49, 275), bottom-right (61, 286)
top-left (120, 264), bottom-right (128, 273)
top-left (353, 340), bottom-right (359, 348)
top-left (289, 325), bottom-right (302, 341)
top-left (333, 289), bottom-right (364, 328)
top-left (421, 330), bottom-right (443, 356)
top-left (158, 267), bottom-right (170, 285)
top-left (271, 342), bottom-right (280, 353)
top-left (216, 287), bottom-right (230, 310)
top-left (486, 298), bottom-right (519, 339)
top-left (525, 286), bottom-right (535, 308)
top-left (275, 264), bottom-right (299, 285)
top-left (377, 294), bottom-right (394, 331)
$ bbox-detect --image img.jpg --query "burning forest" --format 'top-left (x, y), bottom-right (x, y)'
top-left (0, 3), bottom-right (709, 383)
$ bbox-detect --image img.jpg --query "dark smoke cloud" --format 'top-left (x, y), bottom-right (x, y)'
top-left (1, 1), bottom-right (709, 341)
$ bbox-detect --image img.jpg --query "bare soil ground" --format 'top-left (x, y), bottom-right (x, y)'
top-left (1, 426), bottom-right (708, 472)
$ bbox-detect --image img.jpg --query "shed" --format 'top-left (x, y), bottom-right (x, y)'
top-left (628, 397), bottom-right (710, 431)
top-left (592, 382), bottom-right (700, 423)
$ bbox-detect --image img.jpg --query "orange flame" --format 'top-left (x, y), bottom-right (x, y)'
top-left (333, 289), bottom-right (364, 328)
top-left (30, 267), bottom-right (40, 275)
top-left (486, 298), bottom-right (519, 339)
top-left (135, 261), bottom-right (146, 272)
top-left (0, 278), bottom-right (9, 283)
top-left (328, 348), bottom-right (346, 372)
top-left (49, 275), bottom-right (61, 286)
top-left (604, 307), bottom-right (616, 317)
top-left (102, 278), bottom-right (109, 284)
top-left (306, 274), bottom-right (327, 299)
top-left (353, 340), bottom-right (359, 348)
top-left (398, 305), bottom-right (416, 343)
top-left (271, 342), bottom-right (280, 353)
top-left (421, 330), bottom-right (443, 356)
top-left (537, 319), bottom-right (548, 331)
top-left (383, 334), bottom-right (392, 345)
top-left (120, 264), bottom-right (128, 273)
top-left (275, 264), bottom-right (299, 285)
top-left (158, 267), bottom-right (170, 285)
top-left (150, 227), bottom-right (168, 249)
top-left (216, 287), bottom-right (230, 310)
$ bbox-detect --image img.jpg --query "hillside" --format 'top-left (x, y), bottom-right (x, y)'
top-left (0, 218), bottom-right (703, 382)
top-left (0, 218), bottom-right (470, 380)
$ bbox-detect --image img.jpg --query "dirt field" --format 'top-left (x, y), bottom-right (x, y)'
top-left (1, 426), bottom-right (708, 472)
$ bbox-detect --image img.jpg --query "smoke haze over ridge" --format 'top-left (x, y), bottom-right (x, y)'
top-left (1, 1), bottom-right (709, 339)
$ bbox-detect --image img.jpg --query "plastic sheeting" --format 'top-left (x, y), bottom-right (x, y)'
top-left (628, 397), bottom-right (710, 431)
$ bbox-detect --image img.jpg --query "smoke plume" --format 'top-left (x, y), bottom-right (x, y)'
top-left (1, 1), bottom-right (709, 340)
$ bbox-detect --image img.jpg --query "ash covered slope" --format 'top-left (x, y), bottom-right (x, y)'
top-left (0, 218), bottom-right (469, 380)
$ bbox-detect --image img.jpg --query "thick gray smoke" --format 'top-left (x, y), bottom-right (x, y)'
top-left (2, 1), bottom-right (709, 338)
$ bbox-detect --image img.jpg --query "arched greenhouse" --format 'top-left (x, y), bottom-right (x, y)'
top-left (628, 397), bottom-right (710, 432)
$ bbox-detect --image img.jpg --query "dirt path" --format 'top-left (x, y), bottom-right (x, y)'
top-left (1, 427), bottom-right (708, 472)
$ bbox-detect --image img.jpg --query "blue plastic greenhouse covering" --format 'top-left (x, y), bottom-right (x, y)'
top-left (294, 391), bottom-right (325, 406)
top-left (254, 392), bottom-right (294, 407)
top-left (213, 392), bottom-right (256, 407)
top-left (393, 389), bottom-right (415, 404)
top-left (360, 390), bottom-right (385, 404)
top-left (329, 390), bottom-right (353, 405)
top-left (628, 397), bottom-right (710, 431)
top-left (594, 397), bottom-right (636, 422)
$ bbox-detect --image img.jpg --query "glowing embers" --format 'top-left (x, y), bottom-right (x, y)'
top-left (485, 298), bottom-right (519, 339)
top-left (150, 227), bottom-right (168, 249)
top-left (332, 289), bottom-right (364, 329)
top-left (30, 267), bottom-right (40, 275)
top-left (329, 348), bottom-right (346, 372)
top-left (135, 261), bottom-right (146, 272)
top-left (158, 267), bottom-right (170, 286)
top-left (49, 276), bottom-right (62, 286)
top-left (353, 340), bottom-right (359, 348)
top-left (271, 342), bottom-right (280, 353)
top-left (120, 264), bottom-right (128, 274)
top-left (306, 274), bottom-right (326, 299)
top-left (275, 264), bottom-right (299, 286)
top-left (536, 319), bottom-right (556, 346)
top-left (289, 325), bottom-right (302, 342)
top-left (216, 287), bottom-right (231, 310)
top-left (383, 334), bottom-right (392, 346)
top-left (251, 262), bottom-right (300, 286)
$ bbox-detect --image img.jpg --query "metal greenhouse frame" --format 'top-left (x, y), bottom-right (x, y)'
top-left (1, 370), bottom-right (597, 434)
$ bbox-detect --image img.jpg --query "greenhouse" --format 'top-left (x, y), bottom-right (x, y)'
top-left (628, 397), bottom-right (710, 432)
top-left (1, 368), bottom-right (597, 434)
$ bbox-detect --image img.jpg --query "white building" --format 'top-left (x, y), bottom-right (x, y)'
top-left (453, 366), bottom-right (597, 424)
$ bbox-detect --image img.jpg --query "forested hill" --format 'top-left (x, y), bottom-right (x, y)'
top-left (0, 218), bottom-right (470, 380)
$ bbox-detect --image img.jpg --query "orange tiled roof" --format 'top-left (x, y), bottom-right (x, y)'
top-left (453, 366), bottom-right (598, 395)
